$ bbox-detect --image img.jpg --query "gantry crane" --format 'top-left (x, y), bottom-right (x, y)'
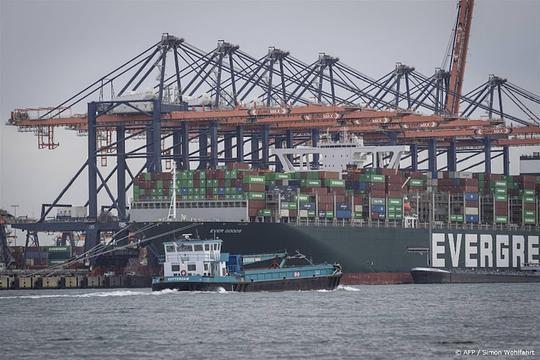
top-left (446, 0), bottom-right (475, 115)
top-left (6, 1), bottom-right (540, 256)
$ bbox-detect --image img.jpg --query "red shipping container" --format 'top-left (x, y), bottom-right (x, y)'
top-left (248, 200), bottom-right (266, 209)
top-left (244, 183), bottom-right (265, 192)
top-left (227, 162), bottom-right (250, 170)
top-left (369, 190), bottom-right (386, 197)
top-left (329, 188), bottom-right (346, 195)
top-left (380, 168), bottom-right (399, 176)
top-left (319, 171), bottom-right (340, 180)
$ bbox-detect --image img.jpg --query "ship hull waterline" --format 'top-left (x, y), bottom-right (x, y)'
top-left (411, 268), bottom-right (540, 284)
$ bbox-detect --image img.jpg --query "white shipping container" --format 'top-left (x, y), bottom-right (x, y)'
top-left (299, 210), bottom-right (308, 218)
top-left (459, 172), bottom-right (473, 179)
top-left (465, 207), bottom-right (479, 215)
top-left (57, 208), bottom-right (72, 218)
top-left (354, 205), bottom-right (362, 212)
top-left (72, 206), bottom-right (87, 218)
top-left (280, 209), bottom-right (290, 217)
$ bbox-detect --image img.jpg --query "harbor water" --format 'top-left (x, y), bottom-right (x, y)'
top-left (1, 284), bottom-right (538, 359)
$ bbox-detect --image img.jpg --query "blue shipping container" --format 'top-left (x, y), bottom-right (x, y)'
top-left (337, 203), bottom-right (350, 210)
top-left (301, 202), bottom-right (315, 210)
top-left (336, 210), bottom-right (352, 219)
top-left (371, 205), bottom-right (386, 213)
top-left (288, 180), bottom-right (301, 187)
top-left (465, 192), bottom-right (479, 201)
top-left (465, 215), bottom-right (479, 223)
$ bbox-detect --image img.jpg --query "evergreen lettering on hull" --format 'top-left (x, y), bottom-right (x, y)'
top-left (432, 233), bottom-right (539, 268)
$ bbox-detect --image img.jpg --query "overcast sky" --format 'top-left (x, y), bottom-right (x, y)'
top-left (1, 0), bottom-right (539, 224)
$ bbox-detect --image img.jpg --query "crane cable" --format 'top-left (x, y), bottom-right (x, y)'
top-left (29, 222), bottom-right (161, 276)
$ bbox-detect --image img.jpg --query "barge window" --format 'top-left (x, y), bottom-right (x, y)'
top-left (187, 264), bottom-right (196, 271)
top-left (165, 245), bottom-right (175, 253)
top-left (178, 244), bottom-right (192, 252)
top-left (204, 244), bottom-right (210, 251)
top-left (204, 263), bottom-right (209, 271)
top-left (194, 245), bottom-right (203, 251)
top-left (172, 264), bottom-right (180, 272)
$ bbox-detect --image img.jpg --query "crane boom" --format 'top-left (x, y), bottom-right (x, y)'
top-left (446, 0), bottom-right (475, 115)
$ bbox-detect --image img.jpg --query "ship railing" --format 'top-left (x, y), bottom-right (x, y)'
top-left (291, 218), bottom-right (540, 232)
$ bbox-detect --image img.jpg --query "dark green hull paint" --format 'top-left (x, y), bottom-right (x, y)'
top-left (138, 222), bottom-right (537, 273)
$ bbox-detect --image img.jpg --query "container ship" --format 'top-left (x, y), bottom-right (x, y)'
top-left (128, 143), bottom-right (540, 284)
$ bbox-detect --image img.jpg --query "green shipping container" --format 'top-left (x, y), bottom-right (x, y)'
top-left (524, 210), bottom-right (535, 217)
top-left (524, 216), bottom-right (536, 224)
top-left (325, 211), bottom-right (334, 218)
top-left (361, 174), bottom-right (385, 183)
top-left (523, 196), bottom-right (536, 203)
top-left (257, 209), bottom-right (272, 217)
top-left (495, 194), bottom-right (508, 202)
top-left (409, 179), bottom-right (424, 187)
top-left (388, 198), bottom-right (403, 206)
top-left (48, 246), bottom-right (69, 252)
top-left (324, 179), bottom-right (345, 187)
top-left (266, 172), bottom-right (289, 181)
top-left (247, 192), bottom-right (265, 200)
top-left (301, 179), bottom-right (321, 187)
top-left (495, 216), bottom-right (508, 224)
top-left (297, 194), bottom-right (310, 202)
top-left (302, 172), bottom-right (320, 180)
top-left (243, 176), bottom-right (265, 184)
top-left (307, 210), bottom-right (316, 217)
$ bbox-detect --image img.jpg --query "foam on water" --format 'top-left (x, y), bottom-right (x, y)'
top-left (151, 288), bottom-right (179, 296)
top-left (0, 290), bottom-right (152, 300)
top-left (337, 285), bottom-right (361, 292)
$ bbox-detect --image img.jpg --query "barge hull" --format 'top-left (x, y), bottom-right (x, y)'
top-left (152, 274), bottom-right (342, 292)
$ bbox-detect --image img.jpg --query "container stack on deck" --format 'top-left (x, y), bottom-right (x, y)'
top-left (131, 163), bottom-right (540, 227)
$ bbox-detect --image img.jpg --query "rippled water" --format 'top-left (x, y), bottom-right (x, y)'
top-left (1, 284), bottom-right (538, 359)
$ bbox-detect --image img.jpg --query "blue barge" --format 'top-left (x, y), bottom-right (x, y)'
top-left (151, 236), bottom-right (342, 292)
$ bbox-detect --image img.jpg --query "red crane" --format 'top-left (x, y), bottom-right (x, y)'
top-left (446, 0), bottom-right (475, 115)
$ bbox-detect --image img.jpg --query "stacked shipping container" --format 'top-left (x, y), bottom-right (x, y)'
top-left (132, 164), bottom-right (540, 226)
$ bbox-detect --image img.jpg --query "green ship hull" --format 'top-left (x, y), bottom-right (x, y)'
top-left (138, 222), bottom-right (539, 283)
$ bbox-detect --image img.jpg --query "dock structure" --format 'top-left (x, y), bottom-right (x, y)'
top-left (0, 272), bottom-right (151, 290)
